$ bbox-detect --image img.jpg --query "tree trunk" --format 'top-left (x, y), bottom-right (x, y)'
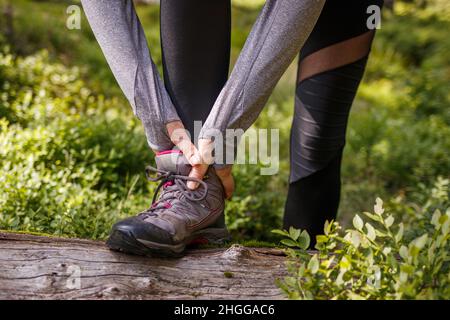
top-left (0, 232), bottom-right (288, 300)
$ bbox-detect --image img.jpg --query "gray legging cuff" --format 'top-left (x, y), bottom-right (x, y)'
top-left (199, 0), bottom-right (325, 164)
top-left (81, 0), bottom-right (176, 151)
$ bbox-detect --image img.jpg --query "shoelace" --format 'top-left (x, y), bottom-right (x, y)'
top-left (144, 165), bottom-right (208, 210)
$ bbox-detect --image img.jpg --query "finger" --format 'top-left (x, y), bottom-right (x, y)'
top-left (187, 163), bottom-right (209, 190)
top-left (166, 121), bottom-right (200, 166)
top-left (189, 152), bottom-right (202, 166)
top-left (216, 166), bottom-right (235, 200)
top-left (198, 138), bottom-right (215, 165)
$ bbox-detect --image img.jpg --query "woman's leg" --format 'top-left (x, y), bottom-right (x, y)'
top-left (160, 0), bottom-right (231, 140)
top-left (81, 0), bottom-right (178, 151)
top-left (284, 0), bottom-right (384, 243)
top-left (198, 0), bottom-right (326, 162)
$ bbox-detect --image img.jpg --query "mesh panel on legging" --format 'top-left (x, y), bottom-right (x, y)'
top-left (160, 0), bottom-right (231, 140)
top-left (283, 0), bottom-right (384, 243)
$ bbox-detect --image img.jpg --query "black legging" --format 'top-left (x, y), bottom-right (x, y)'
top-left (160, 0), bottom-right (231, 138)
top-left (284, 0), bottom-right (383, 244)
top-left (160, 0), bottom-right (383, 245)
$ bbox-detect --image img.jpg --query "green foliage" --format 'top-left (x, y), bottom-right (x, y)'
top-left (0, 0), bottom-right (449, 246)
top-left (0, 48), bottom-right (282, 240)
top-left (339, 0), bottom-right (450, 217)
top-left (225, 164), bottom-right (284, 241)
top-left (274, 179), bottom-right (450, 300)
top-left (0, 49), bottom-right (153, 238)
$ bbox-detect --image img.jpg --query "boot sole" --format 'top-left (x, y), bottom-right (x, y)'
top-left (106, 227), bottom-right (230, 258)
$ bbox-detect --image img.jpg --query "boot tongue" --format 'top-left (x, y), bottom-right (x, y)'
top-left (155, 150), bottom-right (191, 176)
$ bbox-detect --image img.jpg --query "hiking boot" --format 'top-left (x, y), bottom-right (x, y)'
top-left (106, 150), bottom-right (229, 256)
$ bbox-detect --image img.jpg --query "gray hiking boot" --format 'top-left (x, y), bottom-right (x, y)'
top-left (106, 150), bottom-right (229, 256)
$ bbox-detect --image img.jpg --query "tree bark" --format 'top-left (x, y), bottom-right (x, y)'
top-left (0, 232), bottom-right (287, 300)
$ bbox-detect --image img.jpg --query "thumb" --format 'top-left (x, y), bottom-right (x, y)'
top-left (187, 163), bottom-right (208, 190)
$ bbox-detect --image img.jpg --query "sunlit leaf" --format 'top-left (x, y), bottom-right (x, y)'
top-left (412, 233), bottom-right (428, 250)
top-left (316, 235), bottom-right (328, 243)
top-left (339, 256), bottom-right (351, 271)
top-left (385, 215), bottom-right (395, 228)
top-left (289, 226), bottom-right (301, 241)
top-left (365, 222), bottom-right (377, 241)
top-left (363, 211), bottom-right (383, 222)
top-left (431, 210), bottom-right (441, 229)
top-left (399, 245), bottom-right (409, 260)
top-left (336, 270), bottom-right (346, 285)
top-left (353, 214), bottom-right (364, 231)
top-left (324, 220), bottom-right (331, 235)
top-left (374, 197), bottom-right (384, 216)
top-left (395, 223), bottom-right (404, 243)
top-left (271, 229), bottom-right (289, 237)
top-left (308, 254), bottom-right (319, 274)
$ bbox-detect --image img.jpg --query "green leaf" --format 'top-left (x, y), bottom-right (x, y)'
top-left (336, 270), bottom-right (346, 285)
top-left (324, 220), bottom-right (331, 235)
top-left (353, 214), bottom-right (364, 231)
top-left (442, 214), bottom-right (450, 235)
top-left (271, 229), bottom-right (289, 237)
top-left (400, 264), bottom-right (414, 274)
top-left (339, 256), bottom-right (351, 271)
top-left (399, 245), bottom-right (409, 260)
top-left (395, 223), bottom-right (404, 243)
top-left (440, 212), bottom-right (449, 225)
top-left (374, 197), bottom-right (384, 216)
top-left (289, 226), bottom-right (301, 241)
top-left (325, 256), bottom-right (335, 269)
top-left (365, 222), bottom-right (377, 241)
top-left (427, 242), bottom-right (436, 262)
top-left (409, 245), bottom-right (420, 258)
top-left (412, 233), bottom-right (428, 250)
top-left (297, 230), bottom-right (311, 250)
top-left (363, 211), bottom-right (383, 223)
top-left (281, 239), bottom-right (299, 248)
top-left (308, 254), bottom-right (319, 274)
top-left (431, 210), bottom-right (441, 229)
top-left (284, 276), bottom-right (297, 288)
top-left (297, 265), bottom-right (305, 278)
top-left (274, 278), bottom-right (289, 293)
top-left (346, 230), bottom-right (361, 248)
top-left (316, 235), bottom-right (328, 243)
top-left (385, 215), bottom-right (395, 228)
top-left (375, 229), bottom-right (388, 238)
top-left (399, 271), bottom-right (408, 284)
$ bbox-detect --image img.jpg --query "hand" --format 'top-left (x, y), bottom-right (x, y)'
top-left (164, 125), bottom-right (235, 199)
top-left (166, 122), bottom-right (211, 192)
top-left (187, 138), bottom-right (235, 200)
top-left (215, 165), bottom-right (235, 200)
top-left (165, 120), bottom-right (202, 167)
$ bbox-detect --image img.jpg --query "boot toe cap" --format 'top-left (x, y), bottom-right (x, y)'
top-left (111, 216), bottom-right (175, 245)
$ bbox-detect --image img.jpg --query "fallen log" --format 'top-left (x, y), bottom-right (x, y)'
top-left (0, 232), bottom-right (288, 300)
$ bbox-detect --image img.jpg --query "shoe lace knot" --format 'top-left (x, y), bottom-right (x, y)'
top-left (145, 165), bottom-right (208, 206)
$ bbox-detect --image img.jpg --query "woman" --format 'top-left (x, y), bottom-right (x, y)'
top-left (81, 0), bottom-right (383, 255)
